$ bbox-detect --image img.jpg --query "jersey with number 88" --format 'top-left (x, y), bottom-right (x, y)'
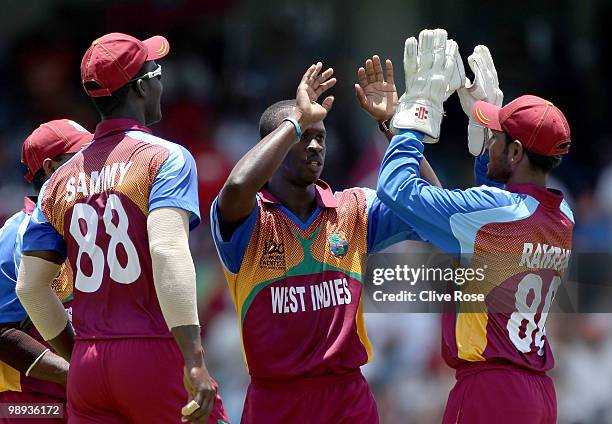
top-left (69, 194), bottom-right (141, 293)
top-left (22, 123), bottom-right (201, 340)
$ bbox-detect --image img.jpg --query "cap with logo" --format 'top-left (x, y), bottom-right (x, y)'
top-left (22, 119), bottom-right (93, 182)
top-left (80, 32), bottom-right (170, 97)
top-left (472, 95), bottom-right (571, 156)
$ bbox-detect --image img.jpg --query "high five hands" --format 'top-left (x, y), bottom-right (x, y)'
top-left (293, 62), bottom-right (337, 129)
top-left (296, 29), bottom-right (502, 157)
top-left (355, 55), bottom-right (398, 124)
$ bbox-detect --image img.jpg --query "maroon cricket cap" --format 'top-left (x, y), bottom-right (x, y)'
top-left (80, 32), bottom-right (170, 97)
top-left (472, 95), bottom-right (571, 156)
top-left (21, 119), bottom-right (93, 182)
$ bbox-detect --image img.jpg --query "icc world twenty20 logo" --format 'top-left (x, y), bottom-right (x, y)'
top-left (329, 231), bottom-right (349, 257)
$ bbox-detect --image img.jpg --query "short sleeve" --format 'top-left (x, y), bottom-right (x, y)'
top-left (149, 144), bottom-right (201, 230)
top-left (0, 212), bottom-right (28, 323)
top-left (22, 195), bottom-right (66, 259)
top-left (362, 187), bottom-right (423, 253)
top-left (210, 196), bottom-right (258, 274)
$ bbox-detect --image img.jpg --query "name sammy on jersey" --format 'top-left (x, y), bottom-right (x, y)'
top-left (271, 279), bottom-right (352, 314)
top-left (65, 162), bottom-right (133, 202)
top-left (519, 242), bottom-right (571, 273)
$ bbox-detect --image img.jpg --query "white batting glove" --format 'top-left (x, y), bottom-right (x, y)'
top-left (457, 45), bottom-right (503, 156)
top-left (391, 28), bottom-right (464, 143)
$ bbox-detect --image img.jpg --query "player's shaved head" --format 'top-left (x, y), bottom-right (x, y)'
top-left (259, 100), bottom-right (296, 139)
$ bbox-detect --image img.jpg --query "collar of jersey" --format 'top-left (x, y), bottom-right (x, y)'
top-left (93, 118), bottom-right (153, 141)
top-left (258, 179), bottom-right (338, 208)
top-left (506, 182), bottom-right (563, 209)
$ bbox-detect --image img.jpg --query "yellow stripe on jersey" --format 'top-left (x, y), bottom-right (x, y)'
top-left (456, 312), bottom-right (488, 361)
top-left (356, 296), bottom-right (373, 362)
top-left (0, 362), bottom-right (21, 392)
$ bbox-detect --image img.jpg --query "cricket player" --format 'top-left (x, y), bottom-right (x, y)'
top-left (376, 29), bottom-right (573, 423)
top-left (15, 33), bottom-right (228, 424)
top-left (0, 120), bottom-right (91, 423)
top-left (211, 58), bottom-right (440, 423)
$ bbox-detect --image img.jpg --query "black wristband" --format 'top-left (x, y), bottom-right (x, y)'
top-left (378, 119), bottom-right (391, 133)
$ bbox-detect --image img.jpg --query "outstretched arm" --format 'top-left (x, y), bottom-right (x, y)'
top-left (218, 62), bottom-right (336, 230)
top-left (377, 131), bottom-right (513, 253)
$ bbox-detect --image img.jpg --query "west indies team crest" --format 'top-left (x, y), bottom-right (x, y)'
top-left (329, 231), bottom-right (349, 257)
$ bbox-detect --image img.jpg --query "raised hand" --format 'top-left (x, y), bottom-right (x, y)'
top-left (355, 55), bottom-right (398, 123)
top-left (391, 28), bottom-right (463, 142)
top-left (462, 45), bottom-right (503, 107)
top-left (457, 45), bottom-right (503, 155)
top-left (294, 62), bottom-right (336, 128)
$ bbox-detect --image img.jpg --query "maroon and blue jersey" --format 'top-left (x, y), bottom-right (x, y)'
top-left (377, 130), bottom-right (574, 372)
top-left (22, 119), bottom-right (200, 340)
top-left (211, 181), bottom-right (421, 380)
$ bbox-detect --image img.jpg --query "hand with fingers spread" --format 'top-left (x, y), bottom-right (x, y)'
top-left (354, 55), bottom-right (398, 123)
top-left (391, 28), bottom-right (464, 143)
top-left (293, 62), bottom-right (336, 129)
top-left (457, 45), bottom-right (504, 156)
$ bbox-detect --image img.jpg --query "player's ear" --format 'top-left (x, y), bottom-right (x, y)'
top-left (42, 158), bottom-right (54, 178)
top-left (509, 140), bottom-right (524, 164)
top-left (134, 79), bottom-right (147, 98)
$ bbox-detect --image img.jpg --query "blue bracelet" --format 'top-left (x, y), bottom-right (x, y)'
top-left (283, 117), bottom-right (302, 141)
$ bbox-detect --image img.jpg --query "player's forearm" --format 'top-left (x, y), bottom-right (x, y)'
top-left (46, 322), bottom-right (75, 362)
top-left (0, 324), bottom-right (48, 372)
top-left (420, 157), bottom-right (442, 188)
top-left (382, 125), bottom-right (441, 187)
top-left (218, 117), bottom-right (302, 223)
top-left (26, 348), bottom-right (69, 385)
top-left (377, 130), bottom-right (443, 226)
top-left (377, 130), bottom-right (426, 208)
top-left (148, 208), bottom-right (200, 330)
top-left (15, 255), bottom-right (68, 342)
top-left (171, 325), bottom-right (205, 366)
top-left (0, 325), bottom-right (69, 384)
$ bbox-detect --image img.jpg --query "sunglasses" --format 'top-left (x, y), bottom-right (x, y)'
top-left (129, 64), bottom-right (162, 83)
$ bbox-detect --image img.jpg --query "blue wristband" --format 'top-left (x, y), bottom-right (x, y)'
top-left (283, 117), bottom-right (302, 141)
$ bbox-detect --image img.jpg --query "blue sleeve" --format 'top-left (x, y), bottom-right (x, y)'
top-left (149, 144), bottom-right (201, 230)
top-left (210, 196), bottom-right (258, 274)
top-left (362, 187), bottom-right (423, 253)
top-left (474, 149), bottom-right (504, 188)
top-left (0, 212), bottom-right (27, 323)
top-left (22, 196), bottom-right (66, 259)
top-left (376, 130), bottom-right (516, 254)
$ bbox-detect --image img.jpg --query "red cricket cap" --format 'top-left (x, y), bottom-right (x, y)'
top-left (80, 32), bottom-right (170, 97)
top-left (21, 119), bottom-right (93, 182)
top-left (472, 95), bottom-right (571, 156)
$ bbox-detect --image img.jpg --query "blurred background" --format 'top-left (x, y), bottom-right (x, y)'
top-left (1, 0), bottom-right (611, 422)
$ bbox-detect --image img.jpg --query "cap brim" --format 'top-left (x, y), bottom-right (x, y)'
top-left (472, 100), bottom-right (503, 131)
top-left (66, 133), bottom-right (94, 153)
top-left (143, 35), bottom-right (170, 60)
